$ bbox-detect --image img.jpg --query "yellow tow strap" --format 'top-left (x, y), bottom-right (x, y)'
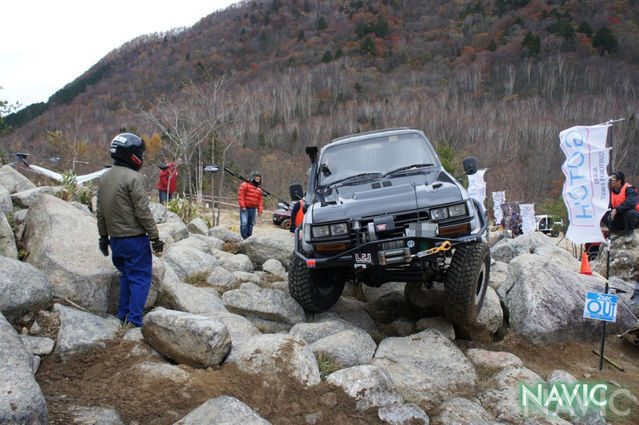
top-left (423, 240), bottom-right (452, 255)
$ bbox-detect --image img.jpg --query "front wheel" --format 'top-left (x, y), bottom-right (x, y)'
top-left (444, 242), bottom-right (490, 325)
top-left (288, 256), bottom-right (345, 312)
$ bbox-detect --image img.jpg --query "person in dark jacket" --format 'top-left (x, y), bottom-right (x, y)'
top-left (157, 159), bottom-right (181, 204)
top-left (606, 171), bottom-right (639, 243)
top-left (97, 133), bottom-right (164, 327)
top-left (238, 170), bottom-right (264, 239)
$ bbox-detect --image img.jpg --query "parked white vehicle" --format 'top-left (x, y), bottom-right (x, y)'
top-left (535, 215), bottom-right (563, 237)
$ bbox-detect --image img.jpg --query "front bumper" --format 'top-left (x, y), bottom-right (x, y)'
top-left (294, 202), bottom-right (488, 269)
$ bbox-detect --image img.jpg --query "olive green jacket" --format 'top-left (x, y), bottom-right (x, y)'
top-left (96, 165), bottom-right (159, 239)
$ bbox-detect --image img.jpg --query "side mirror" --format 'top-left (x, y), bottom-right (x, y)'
top-left (289, 183), bottom-right (304, 201)
top-left (463, 157), bottom-right (478, 176)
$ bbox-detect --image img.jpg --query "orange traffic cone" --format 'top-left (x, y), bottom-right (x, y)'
top-left (580, 252), bottom-right (592, 275)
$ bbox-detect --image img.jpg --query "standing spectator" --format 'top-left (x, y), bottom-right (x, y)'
top-left (97, 133), bottom-right (164, 327)
top-left (157, 159), bottom-right (181, 204)
top-left (238, 170), bottom-right (264, 239)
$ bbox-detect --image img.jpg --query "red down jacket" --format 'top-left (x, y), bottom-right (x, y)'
top-left (238, 181), bottom-right (264, 213)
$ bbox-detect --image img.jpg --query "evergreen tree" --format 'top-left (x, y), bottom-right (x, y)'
top-left (361, 36), bottom-right (375, 55)
top-left (522, 31), bottom-right (540, 56)
top-left (592, 27), bottom-right (618, 54)
top-left (321, 50), bottom-right (333, 63)
top-left (577, 22), bottom-right (593, 38)
top-left (316, 16), bottom-right (328, 31)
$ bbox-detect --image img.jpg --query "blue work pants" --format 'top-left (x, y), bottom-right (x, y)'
top-left (110, 235), bottom-right (152, 327)
top-left (240, 207), bottom-right (257, 239)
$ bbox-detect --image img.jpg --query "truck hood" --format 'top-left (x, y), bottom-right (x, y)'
top-left (310, 173), bottom-right (466, 223)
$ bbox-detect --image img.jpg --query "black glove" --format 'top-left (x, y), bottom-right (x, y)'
top-left (150, 236), bottom-right (164, 254)
top-left (99, 236), bottom-right (109, 257)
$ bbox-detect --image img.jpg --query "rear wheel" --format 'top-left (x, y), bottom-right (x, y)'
top-left (281, 218), bottom-right (291, 229)
top-left (288, 256), bottom-right (345, 312)
top-left (444, 242), bottom-right (490, 325)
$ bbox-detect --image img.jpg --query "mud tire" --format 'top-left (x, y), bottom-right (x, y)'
top-left (288, 256), bottom-right (345, 312)
top-left (444, 242), bottom-right (490, 325)
top-left (280, 218), bottom-right (291, 229)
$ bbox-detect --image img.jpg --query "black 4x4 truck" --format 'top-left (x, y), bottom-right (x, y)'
top-left (288, 128), bottom-right (490, 325)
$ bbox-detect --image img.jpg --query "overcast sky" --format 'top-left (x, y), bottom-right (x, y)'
top-left (0, 0), bottom-right (238, 108)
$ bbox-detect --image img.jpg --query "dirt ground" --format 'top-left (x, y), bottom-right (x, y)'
top-left (214, 206), bottom-right (290, 235)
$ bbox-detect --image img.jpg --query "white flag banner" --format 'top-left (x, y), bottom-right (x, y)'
top-left (559, 124), bottom-right (610, 244)
top-left (520, 203), bottom-right (536, 234)
top-left (492, 191), bottom-right (506, 224)
top-left (467, 169), bottom-right (487, 208)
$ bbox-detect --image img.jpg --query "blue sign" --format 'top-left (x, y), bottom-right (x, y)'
top-left (583, 292), bottom-right (618, 322)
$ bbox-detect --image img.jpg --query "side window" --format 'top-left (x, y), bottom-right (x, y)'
top-left (540, 218), bottom-right (546, 230)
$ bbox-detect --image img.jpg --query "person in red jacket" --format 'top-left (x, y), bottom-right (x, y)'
top-left (606, 171), bottom-right (639, 243)
top-left (157, 160), bottom-right (181, 204)
top-left (238, 170), bottom-right (264, 239)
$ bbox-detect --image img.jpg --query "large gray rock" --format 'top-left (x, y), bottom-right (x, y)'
top-left (431, 397), bottom-right (501, 425)
top-left (0, 185), bottom-right (11, 214)
top-left (53, 303), bottom-right (121, 359)
top-left (174, 396), bottom-right (271, 425)
top-left (149, 202), bottom-right (168, 223)
top-left (206, 266), bottom-right (237, 291)
top-left (362, 281), bottom-right (406, 303)
top-left (187, 217), bottom-right (209, 235)
top-left (129, 361), bottom-right (190, 384)
top-left (239, 231), bottom-right (294, 268)
top-left (173, 234), bottom-right (224, 254)
top-left (289, 319), bottom-right (357, 344)
top-left (11, 186), bottom-right (63, 208)
top-left (499, 254), bottom-right (635, 345)
top-left (492, 232), bottom-right (576, 269)
top-left (595, 234), bottom-right (639, 282)
top-left (156, 263), bottom-right (228, 315)
top-left (0, 313), bottom-right (48, 424)
top-left (158, 221), bottom-right (189, 243)
top-left (211, 249), bottom-right (254, 273)
top-left (222, 286), bottom-right (305, 326)
top-left (373, 329), bottom-right (477, 410)
top-left (209, 226), bottom-right (243, 243)
top-left (225, 333), bottom-right (321, 387)
top-left (319, 296), bottom-right (380, 340)
top-left (547, 370), bottom-right (607, 425)
top-left (142, 308), bottom-right (231, 368)
top-left (327, 365), bottom-right (403, 411)
top-left (466, 349), bottom-right (523, 370)
top-left (22, 194), bottom-right (116, 312)
top-left (163, 245), bottom-right (220, 280)
top-left (0, 165), bottom-right (36, 193)
top-left (262, 258), bottom-right (287, 279)
top-left (68, 405), bottom-right (125, 425)
top-left (377, 404), bottom-right (429, 425)
top-left (309, 329), bottom-right (377, 368)
top-left (0, 211), bottom-right (18, 259)
top-left (0, 256), bottom-right (51, 323)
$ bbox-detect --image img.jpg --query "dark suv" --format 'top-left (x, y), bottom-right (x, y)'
top-left (288, 128), bottom-right (490, 324)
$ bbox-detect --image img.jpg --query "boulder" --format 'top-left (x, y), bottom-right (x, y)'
top-left (187, 217), bottom-right (209, 235)
top-left (211, 249), bottom-right (254, 273)
top-left (0, 256), bottom-right (51, 323)
top-left (0, 211), bottom-right (18, 259)
top-left (327, 365), bottom-right (403, 412)
top-left (431, 397), bottom-right (500, 425)
top-left (377, 403), bottom-right (429, 425)
top-left (10, 186), bottom-right (63, 208)
top-left (158, 221), bottom-right (189, 243)
top-left (262, 258), bottom-right (287, 279)
top-left (129, 361), bottom-right (190, 384)
top-left (156, 263), bottom-right (228, 315)
top-left (0, 165), bottom-right (36, 193)
top-left (222, 286), bottom-right (305, 326)
top-left (209, 226), bottom-right (243, 243)
top-left (491, 232), bottom-right (576, 269)
top-left (290, 319), bottom-right (357, 344)
top-left (174, 396), bottom-right (271, 425)
top-left (465, 349), bottom-right (523, 370)
top-left (319, 296), bottom-right (380, 340)
top-left (22, 195), bottom-right (116, 312)
top-left (0, 185), bottom-right (11, 214)
top-left (0, 313), bottom-right (48, 425)
top-left (225, 333), bottom-right (321, 387)
top-left (239, 231), bottom-right (294, 268)
top-left (595, 235), bottom-right (639, 282)
top-left (20, 335), bottom-right (55, 356)
top-left (547, 370), bottom-right (606, 425)
top-left (163, 246), bottom-right (220, 280)
top-left (373, 329), bottom-right (477, 411)
top-left (53, 303), bottom-right (121, 359)
top-left (309, 329), bottom-right (377, 368)
top-left (142, 308), bottom-right (231, 368)
top-left (149, 202), bottom-right (168, 223)
top-left (499, 254), bottom-right (635, 345)
top-left (206, 266), bottom-right (237, 291)
top-left (361, 281), bottom-right (406, 303)
top-left (68, 406), bottom-right (125, 425)
top-left (173, 235), bottom-right (222, 255)
top-left (415, 317), bottom-right (455, 340)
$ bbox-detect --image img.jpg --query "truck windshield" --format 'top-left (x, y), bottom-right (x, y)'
top-left (318, 133), bottom-right (438, 187)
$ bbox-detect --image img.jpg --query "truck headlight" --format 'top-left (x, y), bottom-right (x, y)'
top-left (448, 203), bottom-right (467, 217)
top-left (312, 225), bottom-right (330, 238)
top-left (430, 207), bottom-right (448, 220)
top-left (330, 223), bottom-right (348, 235)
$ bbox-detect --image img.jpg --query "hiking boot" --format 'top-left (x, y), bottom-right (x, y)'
top-left (623, 233), bottom-right (635, 243)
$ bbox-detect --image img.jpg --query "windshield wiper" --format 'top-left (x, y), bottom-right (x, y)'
top-left (383, 163), bottom-right (434, 177)
top-left (323, 172), bottom-right (382, 187)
